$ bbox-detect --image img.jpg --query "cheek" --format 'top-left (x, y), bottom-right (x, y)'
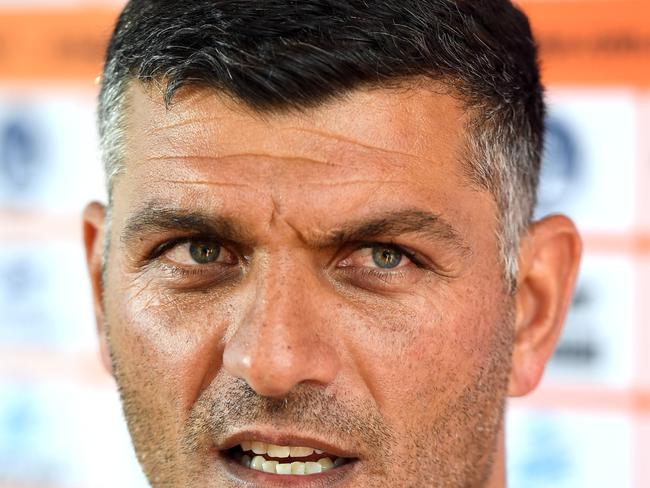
top-left (107, 277), bottom-right (233, 416)
top-left (340, 281), bottom-right (507, 426)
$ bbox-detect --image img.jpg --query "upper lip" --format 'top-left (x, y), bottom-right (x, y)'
top-left (216, 428), bottom-right (360, 459)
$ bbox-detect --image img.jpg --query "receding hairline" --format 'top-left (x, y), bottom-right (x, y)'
top-left (118, 71), bottom-right (469, 123)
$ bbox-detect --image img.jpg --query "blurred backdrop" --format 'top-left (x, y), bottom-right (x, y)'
top-left (1, 1), bottom-right (649, 487)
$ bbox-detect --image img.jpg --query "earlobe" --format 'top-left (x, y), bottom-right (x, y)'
top-left (508, 215), bottom-right (582, 397)
top-left (82, 201), bottom-right (113, 376)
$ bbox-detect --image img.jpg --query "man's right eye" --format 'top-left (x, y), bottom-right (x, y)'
top-left (162, 239), bottom-right (236, 266)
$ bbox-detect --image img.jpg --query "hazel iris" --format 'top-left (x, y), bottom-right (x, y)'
top-left (189, 240), bottom-right (221, 264)
top-left (372, 246), bottom-right (402, 269)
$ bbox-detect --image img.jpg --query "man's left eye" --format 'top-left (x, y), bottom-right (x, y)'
top-left (164, 239), bottom-right (234, 266)
top-left (341, 244), bottom-right (411, 270)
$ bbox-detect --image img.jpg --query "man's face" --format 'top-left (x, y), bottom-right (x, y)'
top-left (101, 83), bottom-right (515, 487)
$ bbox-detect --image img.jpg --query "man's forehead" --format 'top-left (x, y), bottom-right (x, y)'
top-left (122, 80), bottom-right (470, 173)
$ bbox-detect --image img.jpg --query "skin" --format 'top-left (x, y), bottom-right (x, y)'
top-left (83, 82), bottom-right (582, 487)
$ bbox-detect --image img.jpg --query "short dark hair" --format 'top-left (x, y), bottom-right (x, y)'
top-left (98, 0), bottom-right (545, 291)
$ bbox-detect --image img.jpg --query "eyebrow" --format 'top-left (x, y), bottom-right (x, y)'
top-left (120, 206), bottom-right (254, 246)
top-left (318, 209), bottom-right (470, 255)
top-left (120, 204), bottom-right (470, 255)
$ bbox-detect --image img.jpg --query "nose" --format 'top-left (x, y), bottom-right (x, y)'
top-left (222, 254), bottom-right (340, 398)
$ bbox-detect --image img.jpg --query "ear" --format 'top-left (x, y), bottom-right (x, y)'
top-left (83, 201), bottom-right (113, 376)
top-left (508, 215), bottom-right (582, 397)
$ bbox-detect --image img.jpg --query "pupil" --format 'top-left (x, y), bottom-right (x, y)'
top-left (372, 246), bottom-right (402, 269)
top-left (189, 241), bottom-right (220, 264)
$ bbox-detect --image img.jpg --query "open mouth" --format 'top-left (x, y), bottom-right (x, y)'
top-left (225, 440), bottom-right (353, 475)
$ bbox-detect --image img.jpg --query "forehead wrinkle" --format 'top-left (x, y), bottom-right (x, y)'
top-left (144, 116), bottom-right (227, 135)
top-left (163, 178), bottom-right (416, 192)
top-left (158, 178), bottom-right (252, 189)
top-left (143, 153), bottom-right (351, 170)
top-left (268, 196), bottom-right (311, 247)
top-left (282, 126), bottom-right (428, 169)
top-left (311, 179), bottom-right (411, 187)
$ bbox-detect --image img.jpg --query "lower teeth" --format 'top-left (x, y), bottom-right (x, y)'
top-left (241, 455), bottom-right (345, 475)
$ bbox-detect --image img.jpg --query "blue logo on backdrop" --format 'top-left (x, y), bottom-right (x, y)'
top-left (536, 116), bottom-right (581, 216)
top-left (0, 114), bottom-right (43, 197)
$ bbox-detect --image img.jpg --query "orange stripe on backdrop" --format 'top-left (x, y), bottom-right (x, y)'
top-left (511, 384), bottom-right (650, 414)
top-left (0, 9), bottom-right (117, 81)
top-left (519, 0), bottom-right (650, 87)
top-left (0, 3), bottom-right (650, 85)
top-left (582, 232), bottom-right (650, 255)
top-left (0, 347), bottom-right (112, 386)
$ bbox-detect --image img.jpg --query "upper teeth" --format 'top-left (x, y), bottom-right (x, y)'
top-left (237, 441), bottom-right (345, 475)
top-left (240, 441), bottom-right (325, 458)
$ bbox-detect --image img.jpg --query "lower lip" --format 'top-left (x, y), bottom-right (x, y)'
top-left (218, 452), bottom-right (360, 486)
